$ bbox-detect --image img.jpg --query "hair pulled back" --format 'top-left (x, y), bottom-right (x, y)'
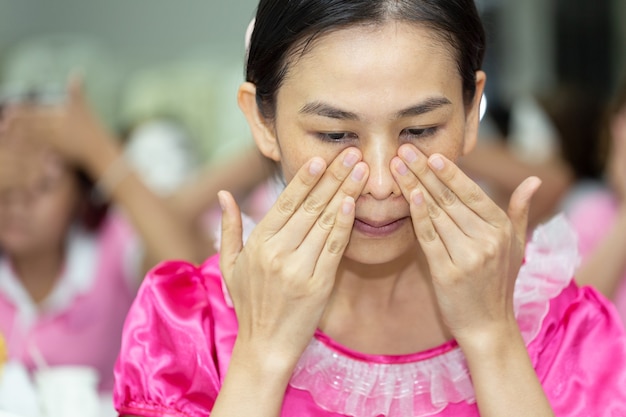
top-left (246, 0), bottom-right (485, 120)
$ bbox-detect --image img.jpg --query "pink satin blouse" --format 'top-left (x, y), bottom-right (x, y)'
top-left (114, 216), bottom-right (626, 416)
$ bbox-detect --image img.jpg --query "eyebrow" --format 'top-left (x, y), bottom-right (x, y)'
top-left (299, 96), bottom-right (452, 121)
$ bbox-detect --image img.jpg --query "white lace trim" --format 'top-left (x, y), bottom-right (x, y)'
top-left (289, 214), bottom-right (578, 417)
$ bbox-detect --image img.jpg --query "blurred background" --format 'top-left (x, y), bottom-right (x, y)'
top-left (1, 0), bottom-right (625, 167)
top-left (2, 2), bottom-right (626, 416)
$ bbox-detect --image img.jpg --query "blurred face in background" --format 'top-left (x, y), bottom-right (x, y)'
top-left (0, 156), bottom-right (80, 257)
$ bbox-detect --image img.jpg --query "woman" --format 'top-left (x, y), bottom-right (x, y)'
top-left (114, 0), bottom-right (626, 416)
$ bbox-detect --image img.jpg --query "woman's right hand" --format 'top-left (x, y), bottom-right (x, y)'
top-left (218, 148), bottom-right (368, 370)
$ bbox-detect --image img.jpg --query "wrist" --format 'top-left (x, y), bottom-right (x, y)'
top-left (230, 338), bottom-right (300, 382)
top-left (455, 319), bottom-right (526, 364)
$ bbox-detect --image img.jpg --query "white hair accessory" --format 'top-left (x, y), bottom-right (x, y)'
top-left (244, 18), bottom-right (256, 60)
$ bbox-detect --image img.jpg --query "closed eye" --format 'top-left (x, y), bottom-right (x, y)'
top-left (401, 127), bottom-right (438, 141)
top-left (316, 132), bottom-right (358, 142)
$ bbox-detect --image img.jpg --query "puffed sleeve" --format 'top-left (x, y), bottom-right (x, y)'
top-left (113, 259), bottom-right (224, 417)
top-left (529, 282), bottom-right (626, 415)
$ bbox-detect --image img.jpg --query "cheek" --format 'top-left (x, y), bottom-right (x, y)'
top-left (278, 141), bottom-right (344, 184)
top-left (418, 125), bottom-right (466, 162)
top-left (37, 187), bottom-right (79, 228)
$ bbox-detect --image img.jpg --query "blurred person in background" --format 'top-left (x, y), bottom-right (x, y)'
top-left (0, 35), bottom-right (201, 416)
top-left (564, 74), bottom-right (626, 325)
top-left (117, 56), bottom-right (277, 252)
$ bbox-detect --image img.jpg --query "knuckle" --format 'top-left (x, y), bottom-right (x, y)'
top-left (276, 194), bottom-right (298, 215)
top-left (267, 249), bottom-right (285, 273)
top-left (325, 236), bottom-right (347, 255)
top-left (416, 161), bottom-right (431, 177)
top-left (418, 226), bottom-right (438, 243)
top-left (482, 239), bottom-right (499, 259)
top-left (329, 166), bottom-right (347, 183)
top-left (438, 187), bottom-right (457, 207)
top-left (465, 184), bottom-right (483, 205)
top-left (317, 209), bottom-right (336, 232)
top-left (427, 201), bottom-right (442, 219)
top-left (302, 194), bottom-right (325, 215)
top-left (440, 165), bottom-right (457, 182)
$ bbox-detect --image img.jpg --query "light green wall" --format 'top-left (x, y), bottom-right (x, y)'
top-left (0, 0), bottom-right (258, 69)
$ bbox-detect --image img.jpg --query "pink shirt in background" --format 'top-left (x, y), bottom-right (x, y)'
top-left (566, 187), bottom-right (626, 325)
top-left (0, 212), bottom-right (139, 391)
top-left (114, 216), bottom-right (626, 416)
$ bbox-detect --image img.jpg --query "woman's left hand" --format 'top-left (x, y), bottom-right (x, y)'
top-left (391, 143), bottom-right (541, 346)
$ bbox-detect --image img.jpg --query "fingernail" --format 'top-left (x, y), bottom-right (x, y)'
top-left (217, 191), bottom-right (227, 211)
top-left (411, 189), bottom-right (424, 205)
top-left (393, 159), bottom-right (409, 175)
top-left (343, 151), bottom-right (359, 167)
top-left (429, 155), bottom-right (444, 171)
top-left (400, 147), bottom-right (417, 163)
top-left (351, 163), bottom-right (366, 181)
top-left (342, 196), bottom-right (354, 215)
top-left (309, 158), bottom-right (324, 175)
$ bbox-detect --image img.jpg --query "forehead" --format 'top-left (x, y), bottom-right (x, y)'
top-left (277, 21), bottom-right (461, 113)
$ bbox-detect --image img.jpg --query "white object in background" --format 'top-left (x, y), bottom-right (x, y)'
top-left (508, 95), bottom-right (560, 164)
top-left (0, 361), bottom-right (42, 417)
top-left (35, 366), bottom-right (100, 417)
top-left (124, 119), bottom-right (199, 196)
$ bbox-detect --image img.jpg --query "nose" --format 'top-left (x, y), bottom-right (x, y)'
top-left (360, 138), bottom-right (402, 200)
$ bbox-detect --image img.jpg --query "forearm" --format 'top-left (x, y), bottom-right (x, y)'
top-left (170, 146), bottom-right (270, 223)
top-left (82, 130), bottom-right (202, 267)
top-left (460, 323), bottom-right (554, 417)
top-left (575, 206), bottom-right (626, 298)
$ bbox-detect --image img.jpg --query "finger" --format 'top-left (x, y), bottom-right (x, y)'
top-left (507, 176), bottom-right (542, 243)
top-left (408, 188), bottom-right (451, 274)
top-left (266, 148), bottom-right (361, 245)
top-left (218, 190), bottom-right (244, 276)
top-left (394, 146), bottom-right (482, 235)
top-left (296, 161), bottom-right (368, 259)
top-left (258, 156), bottom-right (327, 234)
top-left (401, 146), bottom-right (506, 227)
top-left (67, 73), bottom-right (87, 107)
top-left (391, 154), bottom-right (468, 250)
top-left (313, 196), bottom-right (356, 285)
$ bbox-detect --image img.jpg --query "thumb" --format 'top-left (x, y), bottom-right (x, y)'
top-left (66, 72), bottom-right (87, 107)
top-left (218, 190), bottom-right (244, 277)
top-left (507, 176), bottom-right (542, 241)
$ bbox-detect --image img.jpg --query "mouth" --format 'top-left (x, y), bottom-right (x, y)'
top-left (353, 216), bottom-right (410, 237)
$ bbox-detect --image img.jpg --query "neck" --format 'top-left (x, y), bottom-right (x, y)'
top-left (10, 244), bottom-right (65, 304)
top-left (320, 247), bottom-right (453, 354)
top-left (333, 248), bottom-right (429, 308)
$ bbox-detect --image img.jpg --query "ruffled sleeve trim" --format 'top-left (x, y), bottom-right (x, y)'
top-left (289, 214), bottom-right (579, 417)
top-left (513, 214), bottom-right (580, 344)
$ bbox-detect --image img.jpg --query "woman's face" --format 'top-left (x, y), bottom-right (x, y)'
top-left (251, 21), bottom-right (484, 264)
top-left (0, 160), bottom-right (80, 256)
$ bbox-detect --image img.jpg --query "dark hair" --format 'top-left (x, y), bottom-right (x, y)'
top-left (246, 0), bottom-right (486, 120)
top-left (538, 84), bottom-right (605, 180)
top-left (75, 169), bottom-right (109, 231)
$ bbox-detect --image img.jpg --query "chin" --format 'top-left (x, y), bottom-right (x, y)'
top-left (342, 232), bottom-right (417, 265)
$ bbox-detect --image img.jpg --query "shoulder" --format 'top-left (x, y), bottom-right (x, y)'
top-left (517, 215), bottom-right (626, 411)
top-left (529, 281), bottom-right (626, 412)
top-left (114, 254), bottom-right (236, 417)
top-left (120, 254), bottom-right (230, 340)
top-left (562, 183), bottom-right (618, 225)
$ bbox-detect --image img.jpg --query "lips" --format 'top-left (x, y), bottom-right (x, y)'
top-left (353, 216), bottom-right (409, 237)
